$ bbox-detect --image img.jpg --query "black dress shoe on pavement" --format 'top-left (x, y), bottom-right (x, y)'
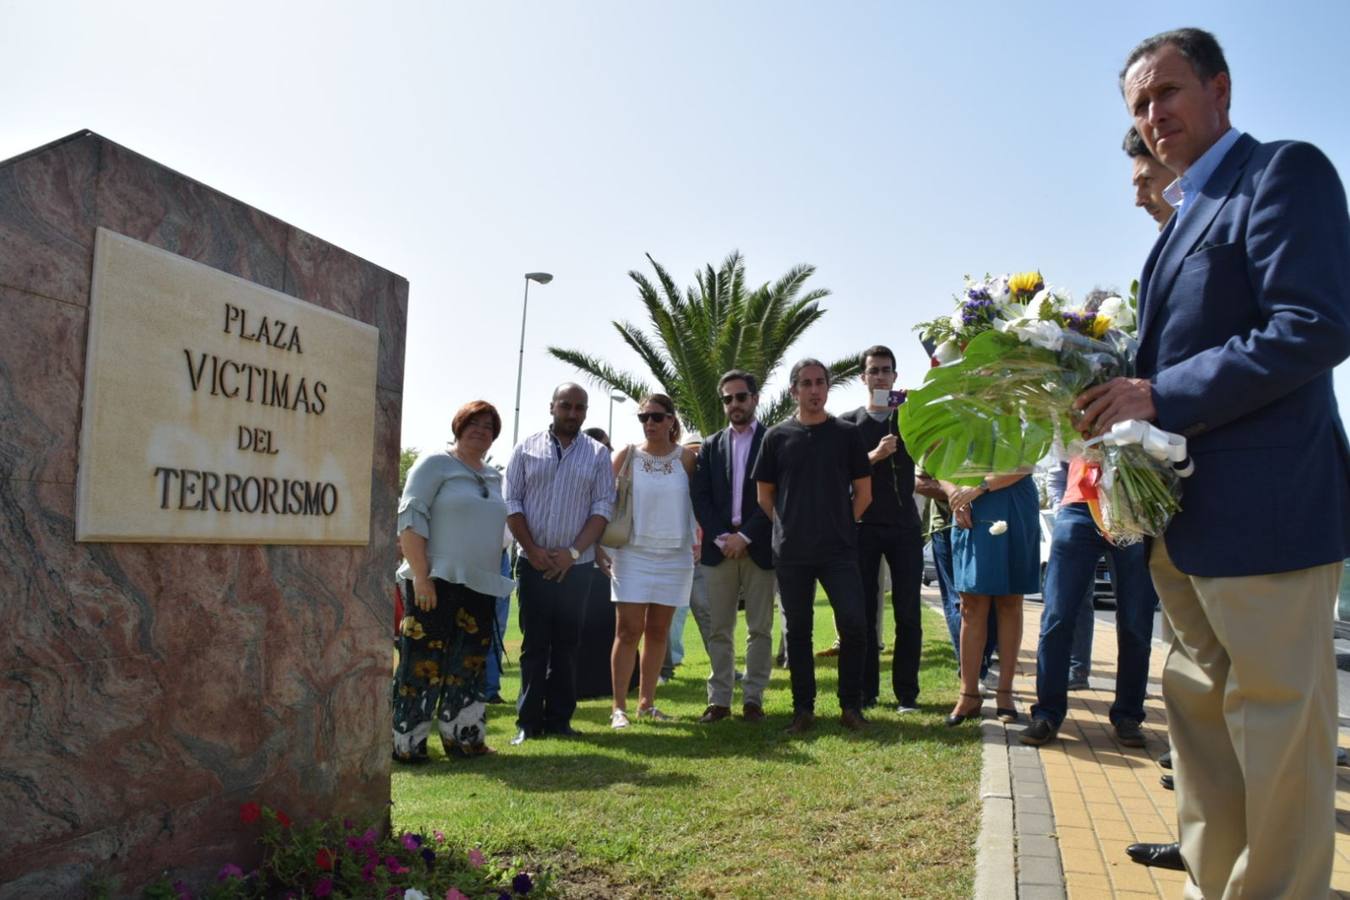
top-left (1160, 774), bottom-right (1174, 791)
top-left (1159, 749), bottom-right (1173, 769)
top-left (1114, 719), bottom-right (1146, 748)
top-left (1019, 718), bottom-right (1058, 746)
top-left (1126, 841), bottom-right (1185, 871)
top-left (509, 729), bottom-right (531, 746)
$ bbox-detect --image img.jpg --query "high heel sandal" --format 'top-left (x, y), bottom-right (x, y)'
top-left (946, 692), bottom-right (984, 727)
top-left (995, 690), bottom-right (1019, 724)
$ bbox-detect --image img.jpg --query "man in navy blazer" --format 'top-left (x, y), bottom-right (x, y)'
top-left (1078, 28), bottom-right (1350, 898)
top-left (689, 370), bottom-right (776, 722)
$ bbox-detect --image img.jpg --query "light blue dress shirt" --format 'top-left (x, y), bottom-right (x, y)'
top-left (1161, 127), bottom-right (1242, 219)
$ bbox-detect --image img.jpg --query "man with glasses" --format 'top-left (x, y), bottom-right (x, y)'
top-left (754, 359), bottom-right (873, 734)
top-left (504, 383), bottom-right (614, 746)
top-left (690, 370), bottom-right (776, 723)
top-left (840, 345), bottom-right (924, 712)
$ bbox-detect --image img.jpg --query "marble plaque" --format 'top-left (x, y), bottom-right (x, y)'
top-left (76, 228), bottom-right (378, 544)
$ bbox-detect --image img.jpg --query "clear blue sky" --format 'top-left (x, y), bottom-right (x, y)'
top-left (4, 1), bottom-right (1348, 453)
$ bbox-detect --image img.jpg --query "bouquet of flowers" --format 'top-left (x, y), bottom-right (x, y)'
top-left (901, 271), bottom-right (1189, 544)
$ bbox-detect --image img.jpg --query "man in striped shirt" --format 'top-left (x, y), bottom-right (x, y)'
top-left (505, 383), bottom-right (615, 746)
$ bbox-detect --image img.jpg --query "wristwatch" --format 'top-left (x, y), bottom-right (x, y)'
top-left (568, 546), bottom-right (580, 561)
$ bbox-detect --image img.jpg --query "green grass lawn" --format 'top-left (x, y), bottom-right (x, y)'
top-left (392, 591), bottom-right (980, 899)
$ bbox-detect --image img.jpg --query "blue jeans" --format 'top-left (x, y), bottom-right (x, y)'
top-left (933, 530), bottom-right (996, 678)
top-left (1068, 581), bottom-right (1095, 683)
top-left (1032, 503), bottom-right (1156, 728)
top-left (484, 550), bottom-right (512, 697)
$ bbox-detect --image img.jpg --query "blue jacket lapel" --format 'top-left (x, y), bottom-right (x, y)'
top-left (1137, 134), bottom-right (1258, 347)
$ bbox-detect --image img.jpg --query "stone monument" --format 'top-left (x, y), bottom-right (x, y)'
top-left (0, 130), bottom-right (407, 896)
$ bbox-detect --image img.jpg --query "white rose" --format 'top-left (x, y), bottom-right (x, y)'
top-left (1010, 319), bottom-right (1063, 351)
top-left (1097, 295), bottom-right (1135, 331)
top-left (988, 520), bottom-right (1008, 535)
top-left (933, 340), bottom-right (962, 364)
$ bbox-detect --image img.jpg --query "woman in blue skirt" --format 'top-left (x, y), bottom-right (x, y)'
top-left (943, 472), bottom-right (1040, 725)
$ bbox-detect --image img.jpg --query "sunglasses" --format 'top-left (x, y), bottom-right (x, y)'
top-left (637, 412), bottom-right (670, 424)
top-left (468, 470), bottom-right (488, 499)
top-left (720, 391), bottom-right (751, 405)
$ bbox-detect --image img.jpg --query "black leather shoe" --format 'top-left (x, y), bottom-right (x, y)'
top-left (1160, 774), bottom-right (1174, 791)
top-left (1159, 749), bottom-right (1173, 769)
top-left (486, 693), bottom-right (507, 705)
top-left (1018, 718), bottom-right (1058, 746)
top-left (784, 711), bottom-right (815, 735)
top-left (1114, 719), bottom-right (1146, 748)
top-left (546, 723), bottom-right (578, 737)
top-left (1126, 841), bottom-right (1184, 871)
top-left (509, 729), bottom-right (531, 746)
top-left (839, 708), bottom-right (868, 731)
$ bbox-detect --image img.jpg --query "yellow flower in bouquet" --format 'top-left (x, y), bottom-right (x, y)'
top-left (1089, 315), bottom-right (1113, 339)
top-left (1008, 271), bottom-right (1044, 296)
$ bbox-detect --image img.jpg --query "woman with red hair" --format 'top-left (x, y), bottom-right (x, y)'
top-left (393, 400), bottom-right (515, 761)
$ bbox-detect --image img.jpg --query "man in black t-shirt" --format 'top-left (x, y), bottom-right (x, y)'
top-left (840, 345), bottom-right (925, 713)
top-left (753, 358), bottom-right (873, 734)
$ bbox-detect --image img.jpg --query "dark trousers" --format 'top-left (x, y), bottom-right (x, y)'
top-left (515, 560), bottom-right (593, 733)
top-left (776, 557), bottom-right (866, 714)
top-left (858, 523), bottom-right (925, 706)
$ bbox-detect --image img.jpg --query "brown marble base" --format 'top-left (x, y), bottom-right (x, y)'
top-left (0, 131), bottom-right (405, 895)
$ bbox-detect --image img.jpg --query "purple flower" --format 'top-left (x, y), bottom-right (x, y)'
top-left (217, 864), bottom-right (244, 881)
top-left (343, 818), bottom-right (356, 830)
top-left (314, 878), bottom-right (334, 898)
top-left (172, 880), bottom-right (193, 900)
top-left (967, 287), bottom-right (990, 302)
top-left (402, 833), bottom-right (423, 851)
top-left (512, 872), bottom-right (533, 894)
top-left (421, 847), bottom-right (437, 865)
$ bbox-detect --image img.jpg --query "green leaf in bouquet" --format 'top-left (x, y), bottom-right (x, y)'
top-left (900, 330), bottom-right (1065, 483)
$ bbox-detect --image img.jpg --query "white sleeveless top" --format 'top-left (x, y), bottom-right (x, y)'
top-left (630, 447), bottom-right (696, 550)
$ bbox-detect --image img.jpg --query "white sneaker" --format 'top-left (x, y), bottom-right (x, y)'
top-left (637, 706), bottom-right (672, 721)
top-left (610, 709), bottom-right (630, 729)
top-left (896, 704), bottom-right (920, 714)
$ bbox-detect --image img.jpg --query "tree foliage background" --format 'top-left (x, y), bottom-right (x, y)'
top-left (549, 251), bottom-right (862, 438)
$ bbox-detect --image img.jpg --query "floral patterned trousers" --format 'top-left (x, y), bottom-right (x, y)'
top-left (392, 579), bottom-right (495, 760)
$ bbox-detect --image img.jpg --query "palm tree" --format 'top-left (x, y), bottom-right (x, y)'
top-left (548, 251), bottom-right (863, 437)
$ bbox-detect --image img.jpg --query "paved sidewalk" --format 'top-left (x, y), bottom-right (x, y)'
top-left (977, 597), bottom-right (1350, 898)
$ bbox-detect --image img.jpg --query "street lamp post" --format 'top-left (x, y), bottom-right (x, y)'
top-left (512, 272), bottom-right (553, 446)
top-left (608, 390), bottom-right (627, 437)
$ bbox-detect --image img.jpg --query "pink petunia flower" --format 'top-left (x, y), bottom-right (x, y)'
top-left (467, 849), bottom-right (485, 869)
top-left (446, 889), bottom-right (469, 900)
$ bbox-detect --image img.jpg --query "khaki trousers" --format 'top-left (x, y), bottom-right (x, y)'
top-left (700, 558), bottom-right (776, 708)
top-left (1149, 541), bottom-right (1340, 899)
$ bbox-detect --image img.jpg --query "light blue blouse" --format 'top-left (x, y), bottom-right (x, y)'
top-left (396, 450), bottom-right (515, 597)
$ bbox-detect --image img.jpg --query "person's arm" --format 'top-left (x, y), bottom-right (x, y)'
top-left (508, 513), bottom-right (557, 577)
top-left (757, 481), bottom-right (777, 521)
top-left (846, 422), bottom-right (874, 521)
top-left (914, 473), bottom-right (946, 501)
top-left (851, 476), bottom-right (873, 521)
top-left (551, 447), bottom-right (616, 580)
top-left (396, 453), bottom-right (441, 609)
top-left (947, 472), bottom-right (1031, 528)
top-left (399, 528), bottom-right (435, 611)
top-left (690, 441), bottom-right (737, 555)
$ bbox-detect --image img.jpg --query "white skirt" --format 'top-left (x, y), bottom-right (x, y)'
top-left (610, 544), bottom-right (694, 607)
